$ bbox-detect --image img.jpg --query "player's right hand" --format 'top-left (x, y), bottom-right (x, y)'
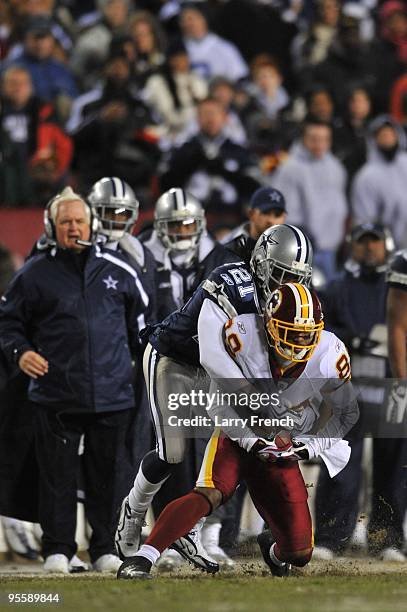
top-left (18, 351), bottom-right (49, 379)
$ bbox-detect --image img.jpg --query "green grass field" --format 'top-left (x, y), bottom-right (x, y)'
top-left (1, 561), bottom-right (407, 612)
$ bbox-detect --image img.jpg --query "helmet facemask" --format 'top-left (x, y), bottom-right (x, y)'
top-left (253, 256), bottom-right (313, 301)
top-left (97, 203), bottom-right (139, 241)
top-left (155, 216), bottom-right (205, 255)
top-left (265, 284), bottom-right (324, 363)
top-left (266, 317), bottom-right (324, 362)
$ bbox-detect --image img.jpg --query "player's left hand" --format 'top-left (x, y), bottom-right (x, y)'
top-left (253, 434), bottom-right (310, 462)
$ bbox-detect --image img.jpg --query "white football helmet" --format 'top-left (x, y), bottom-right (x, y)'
top-left (250, 224), bottom-right (313, 300)
top-left (88, 177), bottom-right (139, 241)
top-left (154, 188), bottom-right (206, 254)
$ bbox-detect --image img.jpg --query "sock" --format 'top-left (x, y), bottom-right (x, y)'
top-left (144, 491), bottom-right (211, 553)
top-left (202, 521), bottom-right (221, 548)
top-left (136, 544), bottom-right (161, 565)
top-left (270, 543), bottom-right (285, 567)
top-left (128, 465), bottom-right (169, 517)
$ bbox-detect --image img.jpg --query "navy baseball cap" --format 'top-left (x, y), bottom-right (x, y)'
top-left (351, 223), bottom-right (386, 242)
top-left (249, 187), bottom-right (286, 213)
top-left (24, 16), bottom-right (54, 36)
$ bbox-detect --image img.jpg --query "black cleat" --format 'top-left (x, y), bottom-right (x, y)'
top-left (117, 555), bottom-right (153, 580)
top-left (257, 530), bottom-right (291, 577)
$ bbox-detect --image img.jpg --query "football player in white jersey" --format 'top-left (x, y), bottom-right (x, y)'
top-left (117, 283), bottom-right (359, 579)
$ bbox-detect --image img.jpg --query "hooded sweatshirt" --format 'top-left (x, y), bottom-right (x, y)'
top-left (272, 141), bottom-right (348, 251)
top-left (351, 115), bottom-right (407, 247)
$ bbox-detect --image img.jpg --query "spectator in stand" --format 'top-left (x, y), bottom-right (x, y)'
top-left (310, 8), bottom-right (380, 114)
top-left (291, 0), bottom-right (340, 77)
top-left (179, 3), bottom-right (248, 82)
top-left (247, 55), bottom-right (290, 122)
top-left (0, 66), bottom-right (73, 206)
top-left (160, 96), bottom-right (261, 213)
top-left (70, 0), bottom-right (131, 90)
top-left (379, 1), bottom-right (407, 68)
top-left (177, 76), bottom-right (247, 146)
top-left (352, 115), bottom-right (407, 249)
top-left (67, 53), bottom-right (159, 194)
top-left (128, 11), bottom-right (166, 86)
top-left (305, 85), bottom-right (335, 123)
top-left (390, 71), bottom-right (407, 127)
top-left (2, 16), bottom-right (78, 122)
top-left (242, 54), bottom-right (298, 157)
top-left (143, 38), bottom-right (207, 144)
top-left (0, 0), bottom-right (13, 60)
top-left (272, 115), bottom-right (348, 280)
top-left (5, 0), bottom-right (75, 63)
top-left (333, 86), bottom-right (371, 186)
top-left (209, 77), bottom-right (247, 145)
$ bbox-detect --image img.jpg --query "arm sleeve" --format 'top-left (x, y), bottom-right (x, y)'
top-left (296, 337), bottom-right (359, 457)
top-left (126, 272), bottom-right (152, 354)
top-left (198, 298), bottom-right (259, 450)
top-left (0, 272), bottom-right (34, 366)
top-left (303, 383), bottom-right (359, 458)
top-left (198, 298), bottom-right (246, 379)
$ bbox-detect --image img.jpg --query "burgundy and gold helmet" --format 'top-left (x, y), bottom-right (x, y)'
top-left (265, 282), bottom-right (324, 362)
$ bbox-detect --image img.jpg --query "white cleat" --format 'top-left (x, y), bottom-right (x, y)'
top-left (115, 496), bottom-right (146, 560)
top-left (93, 554), bottom-right (122, 573)
top-left (171, 519), bottom-right (219, 574)
top-left (312, 546), bottom-right (335, 561)
top-left (157, 548), bottom-right (183, 572)
top-left (201, 521), bottom-right (235, 568)
top-left (380, 547), bottom-right (406, 562)
top-left (69, 555), bottom-right (90, 573)
top-left (201, 542), bottom-right (235, 568)
top-left (43, 554), bottom-right (69, 574)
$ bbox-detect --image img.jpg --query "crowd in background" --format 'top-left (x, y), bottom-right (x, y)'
top-left (3, 0), bottom-right (407, 279)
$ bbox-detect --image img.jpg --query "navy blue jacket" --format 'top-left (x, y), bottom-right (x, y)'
top-left (322, 261), bottom-right (387, 347)
top-left (148, 261), bottom-right (261, 366)
top-left (0, 244), bottom-right (151, 413)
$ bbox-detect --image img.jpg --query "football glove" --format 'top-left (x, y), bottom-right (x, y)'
top-left (252, 436), bottom-right (309, 462)
top-left (386, 382), bottom-right (407, 424)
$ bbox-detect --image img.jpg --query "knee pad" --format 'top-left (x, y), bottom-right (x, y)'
top-left (142, 450), bottom-right (175, 483)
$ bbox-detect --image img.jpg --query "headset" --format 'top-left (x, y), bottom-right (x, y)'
top-left (44, 189), bottom-right (100, 246)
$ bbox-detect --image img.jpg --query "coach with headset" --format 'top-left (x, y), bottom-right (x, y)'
top-left (0, 187), bottom-right (151, 574)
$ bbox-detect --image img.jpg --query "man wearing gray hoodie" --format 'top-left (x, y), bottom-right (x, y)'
top-left (352, 116), bottom-right (407, 249)
top-left (272, 116), bottom-right (348, 281)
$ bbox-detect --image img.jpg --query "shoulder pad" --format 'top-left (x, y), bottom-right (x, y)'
top-left (203, 262), bottom-right (259, 315)
top-left (324, 333), bottom-right (351, 382)
top-left (387, 250), bottom-right (407, 288)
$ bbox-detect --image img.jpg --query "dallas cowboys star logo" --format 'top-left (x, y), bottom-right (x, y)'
top-left (103, 275), bottom-right (118, 290)
top-left (269, 191), bottom-right (281, 202)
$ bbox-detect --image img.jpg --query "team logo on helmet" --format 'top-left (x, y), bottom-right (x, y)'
top-left (269, 289), bottom-right (282, 314)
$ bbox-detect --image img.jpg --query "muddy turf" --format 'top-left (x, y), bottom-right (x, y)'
top-left (1, 560), bottom-right (406, 612)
